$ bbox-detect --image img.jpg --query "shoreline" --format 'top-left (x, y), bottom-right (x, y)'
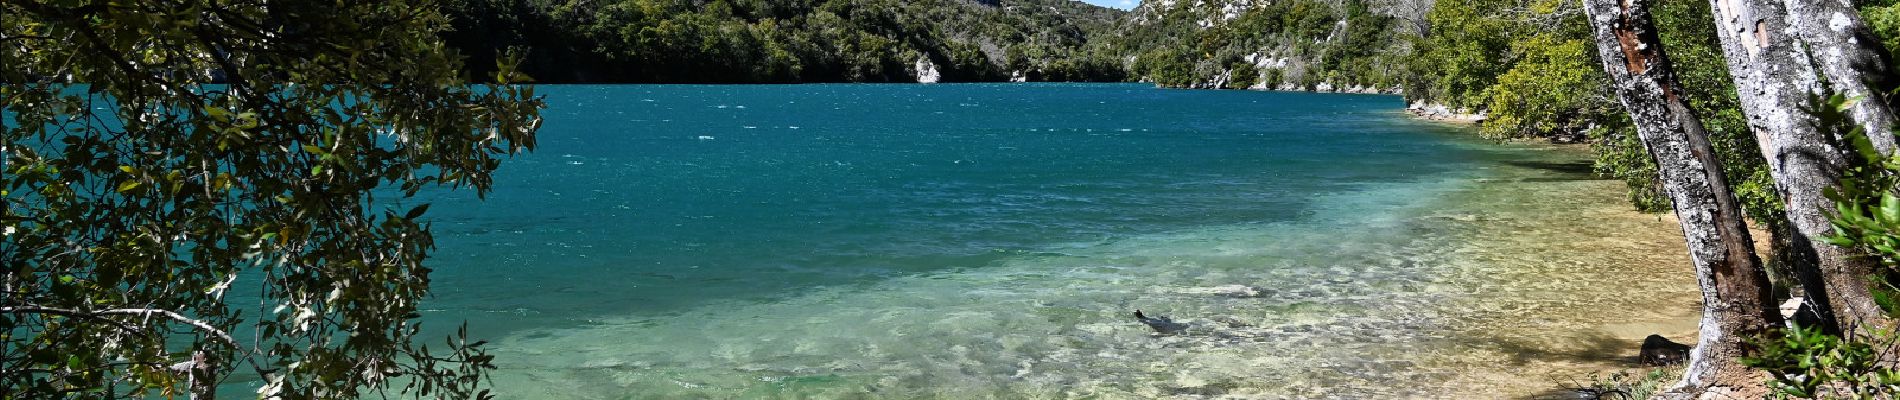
top-left (1420, 142), bottom-right (1700, 398)
top-left (1404, 101), bottom-right (1489, 125)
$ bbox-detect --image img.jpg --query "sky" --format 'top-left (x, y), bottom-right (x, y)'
top-left (1078, 0), bottom-right (1138, 10)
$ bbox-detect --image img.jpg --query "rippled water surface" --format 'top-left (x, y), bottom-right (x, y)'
top-left (412, 84), bottom-right (1698, 399)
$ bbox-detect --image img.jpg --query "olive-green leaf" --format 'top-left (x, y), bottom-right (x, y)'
top-left (404, 204), bottom-right (431, 220)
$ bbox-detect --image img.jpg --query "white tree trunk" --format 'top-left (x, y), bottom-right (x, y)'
top-left (1707, 0), bottom-right (1891, 335)
top-left (1582, 0), bottom-right (1782, 396)
top-left (1780, 0), bottom-right (1898, 152)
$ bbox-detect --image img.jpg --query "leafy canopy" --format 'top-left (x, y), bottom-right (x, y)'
top-left (2, 0), bottom-right (541, 398)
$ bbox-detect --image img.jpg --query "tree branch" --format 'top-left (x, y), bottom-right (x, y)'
top-left (0, 306), bottom-right (238, 346)
top-left (0, 35), bottom-right (55, 42)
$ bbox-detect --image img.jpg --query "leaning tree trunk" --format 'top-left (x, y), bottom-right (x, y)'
top-left (1582, 0), bottom-right (1784, 395)
top-left (1707, 0), bottom-right (1891, 336)
top-left (1781, 0), bottom-right (1899, 152)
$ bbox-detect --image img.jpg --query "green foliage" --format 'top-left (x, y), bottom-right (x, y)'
top-left (1411, 0), bottom-right (1639, 145)
top-left (1586, 121), bottom-right (1672, 212)
top-left (1479, 34), bottom-right (1617, 142)
top-left (1860, 0), bottom-right (1900, 59)
top-left (1770, 96), bottom-right (1900, 400)
top-left (1743, 325), bottom-right (1900, 398)
top-left (1228, 62), bottom-right (1261, 89)
top-left (1134, 46), bottom-right (1199, 87)
top-left (1824, 94), bottom-right (1900, 265)
top-left (2, 0), bottom-right (542, 398)
top-left (1406, 0), bottom-right (1518, 107)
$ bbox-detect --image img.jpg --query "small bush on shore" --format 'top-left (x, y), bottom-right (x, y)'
top-left (1566, 368), bottom-right (1679, 400)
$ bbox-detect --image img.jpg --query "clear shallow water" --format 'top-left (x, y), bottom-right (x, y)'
top-left (410, 84), bottom-right (1698, 398)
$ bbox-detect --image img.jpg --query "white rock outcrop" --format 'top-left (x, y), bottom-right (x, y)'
top-left (914, 57), bottom-right (941, 84)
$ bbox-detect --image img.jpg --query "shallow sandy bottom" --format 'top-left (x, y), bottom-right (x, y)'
top-left (480, 144), bottom-right (1704, 399)
top-left (1421, 145), bottom-right (1701, 398)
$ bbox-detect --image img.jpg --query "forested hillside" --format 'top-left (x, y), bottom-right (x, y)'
top-left (443, 0), bottom-right (1129, 83)
top-left (439, 0), bottom-right (1419, 88)
top-left (1113, 0), bottom-right (1418, 92)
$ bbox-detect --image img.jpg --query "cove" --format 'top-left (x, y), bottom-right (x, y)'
top-left (410, 83), bottom-right (1697, 398)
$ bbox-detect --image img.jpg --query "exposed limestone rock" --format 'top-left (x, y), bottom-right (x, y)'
top-left (914, 57), bottom-right (941, 84)
top-left (1405, 101), bottom-right (1486, 124)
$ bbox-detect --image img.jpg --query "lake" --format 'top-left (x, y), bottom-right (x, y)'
top-left (413, 83), bottom-right (1699, 398)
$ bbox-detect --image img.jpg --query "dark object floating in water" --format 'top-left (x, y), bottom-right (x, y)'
top-left (1134, 310), bottom-right (1190, 334)
top-left (1638, 334), bottom-right (1691, 366)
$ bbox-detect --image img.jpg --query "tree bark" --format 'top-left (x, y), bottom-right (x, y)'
top-left (1707, 0), bottom-right (1890, 335)
top-left (1780, 0), bottom-right (1899, 152)
top-left (1582, 0), bottom-right (1783, 395)
top-left (187, 351), bottom-right (217, 400)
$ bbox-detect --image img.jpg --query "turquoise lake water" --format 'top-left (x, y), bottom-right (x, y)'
top-left (404, 84), bottom-right (1652, 398)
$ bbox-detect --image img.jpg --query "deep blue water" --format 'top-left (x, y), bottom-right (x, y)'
top-left (406, 83), bottom-right (1568, 397)
top-left (421, 84), bottom-right (1479, 333)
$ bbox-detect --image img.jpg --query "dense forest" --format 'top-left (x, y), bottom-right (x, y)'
top-left (442, 0), bottom-right (1130, 83)
top-left (437, 0), bottom-right (1415, 87)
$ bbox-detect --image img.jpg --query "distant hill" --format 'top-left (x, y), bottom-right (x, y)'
top-left (443, 0), bottom-right (1131, 83)
top-left (1107, 0), bottom-right (1422, 92)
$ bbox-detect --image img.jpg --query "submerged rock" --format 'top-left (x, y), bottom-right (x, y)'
top-left (1638, 334), bottom-right (1691, 366)
top-left (1134, 310), bottom-right (1191, 334)
top-left (1128, 311), bottom-right (1281, 346)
